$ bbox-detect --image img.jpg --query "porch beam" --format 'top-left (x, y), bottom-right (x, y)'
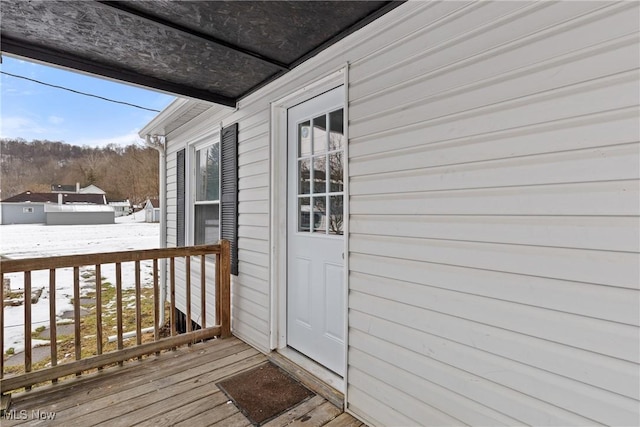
top-left (0, 37), bottom-right (236, 107)
top-left (96, 1), bottom-right (290, 71)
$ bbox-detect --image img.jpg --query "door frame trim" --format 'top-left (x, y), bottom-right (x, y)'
top-left (269, 65), bottom-right (349, 393)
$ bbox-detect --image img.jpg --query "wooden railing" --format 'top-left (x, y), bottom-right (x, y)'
top-left (0, 240), bottom-right (230, 394)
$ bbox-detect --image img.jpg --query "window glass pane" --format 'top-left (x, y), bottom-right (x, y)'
top-left (313, 155), bottom-right (326, 194)
top-left (298, 197), bottom-right (310, 232)
top-left (329, 195), bottom-right (344, 235)
top-left (298, 121), bottom-right (311, 157)
top-left (313, 196), bottom-right (326, 234)
top-left (194, 204), bottom-right (219, 245)
top-left (328, 152), bottom-right (343, 192)
top-left (329, 109), bottom-right (344, 151)
top-left (312, 114), bottom-right (327, 155)
top-left (196, 144), bottom-right (219, 201)
top-left (298, 158), bottom-right (310, 194)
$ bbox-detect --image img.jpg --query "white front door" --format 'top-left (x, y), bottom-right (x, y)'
top-left (287, 86), bottom-right (345, 376)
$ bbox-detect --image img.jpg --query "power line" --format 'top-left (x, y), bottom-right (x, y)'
top-left (0, 71), bottom-right (161, 112)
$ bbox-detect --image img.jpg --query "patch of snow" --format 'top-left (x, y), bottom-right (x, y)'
top-left (1, 213), bottom-right (159, 353)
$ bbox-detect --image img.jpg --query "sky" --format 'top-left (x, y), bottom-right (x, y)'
top-left (0, 56), bottom-right (175, 147)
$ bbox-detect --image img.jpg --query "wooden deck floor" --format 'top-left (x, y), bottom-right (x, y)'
top-left (2, 337), bottom-right (363, 426)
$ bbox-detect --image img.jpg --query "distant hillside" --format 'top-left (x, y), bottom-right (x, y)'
top-left (0, 138), bottom-right (158, 204)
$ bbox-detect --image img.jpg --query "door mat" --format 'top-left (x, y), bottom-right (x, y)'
top-left (217, 362), bottom-right (314, 426)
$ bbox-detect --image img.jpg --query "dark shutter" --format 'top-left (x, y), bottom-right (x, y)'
top-left (220, 123), bottom-right (239, 275)
top-left (176, 149), bottom-right (186, 247)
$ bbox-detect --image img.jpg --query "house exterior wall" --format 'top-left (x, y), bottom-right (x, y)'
top-left (0, 203), bottom-right (46, 224)
top-left (158, 1), bottom-right (639, 425)
top-left (144, 206), bottom-right (160, 223)
top-left (164, 121), bottom-right (226, 329)
top-left (344, 2), bottom-right (639, 425)
top-left (45, 212), bottom-right (115, 225)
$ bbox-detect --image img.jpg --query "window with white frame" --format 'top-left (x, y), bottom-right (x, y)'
top-left (176, 123), bottom-right (238, 273)
top-left (193, 141), bottom-right (220, 245)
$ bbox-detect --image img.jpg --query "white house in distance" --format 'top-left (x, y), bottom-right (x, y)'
top-left (0, 185), bottom-right (114, 225)
top-left (139, 2), bottom-right (640, 426)
top-left (143, 198), bottom-right (160, 223)
top-left (108, 200), bottom-right (132, 217)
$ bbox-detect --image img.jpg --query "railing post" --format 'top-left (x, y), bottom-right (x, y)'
top-left (218, 240), bottom-right (231, 338)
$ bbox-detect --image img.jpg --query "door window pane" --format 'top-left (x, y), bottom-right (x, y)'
top-left (194, 204), bottom-right (219, 245)
top-left (298, 121), bottom-right (311, 157)
top-left (312, 114), bottom-right (327, 155)
top-left (196, 144), bottom-right (219, 201)
top-left (298, 158), bottom-right (310, 194)
top-left (313, 196), bottom-right (326, 234)
top-left (328, 152), bottom-right (343, 192)
top-left (298, 197), bottom-right (311, 232)
top-left (329, 109), bottom-right (344, 151)
top-left (313, 155), bottom-right (326, 194)
top-left (329, 195), bottom-right (343, 235)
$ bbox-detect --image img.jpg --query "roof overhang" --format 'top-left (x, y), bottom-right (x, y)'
top-left (1, 1), bottom-right (403, 107)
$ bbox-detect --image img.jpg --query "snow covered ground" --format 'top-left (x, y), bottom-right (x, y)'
top-left (1, 210), bottom-right (160, 353)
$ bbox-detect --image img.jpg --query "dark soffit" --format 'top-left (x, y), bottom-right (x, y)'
top-left (0, 1), bottom-right (403, 107)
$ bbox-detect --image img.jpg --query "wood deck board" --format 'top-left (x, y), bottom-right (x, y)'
top-left (262, 395), bottom-right (327, 427)
top-left (7, 338), bottom-right (247, 411)
top-left (1, 338), bottom-right (363, 427)
top-left (6, 341), bottom-right (254, 424)
top-left (45, 351), bottom-right (264, 426)
top-left (285, 401), bottom-right (343, 427)
top-left (209, 411), bottom-right (253, 427)
top-left (169, 396), bottom-right (240, 427)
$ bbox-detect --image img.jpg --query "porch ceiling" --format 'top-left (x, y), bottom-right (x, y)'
top-left (1, 1), bottom-right (402, 107)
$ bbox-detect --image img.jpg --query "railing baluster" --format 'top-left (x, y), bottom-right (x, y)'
top-left (25, 271), bottom-right (32, 379)
top-left (0, 272), bottom-right (4, 380)
top-left (116, 262), bottom-right (123, 366)
top-left (95, 264), bottom-right (103, 357)
top-left (73, 267), bottom-right (81, 375)
top-left (201, 255), bottom-right (206, 329)
top-left (49, 269), bottom-right (58, 383)
top-left (135, 261), bottom-right (142, 354)
top-left (185, 256), bottom-right (192, 337)
top-left (153, 258), bottom-right (159, 346)
top-left (170, 257), bottom-right (176, 337)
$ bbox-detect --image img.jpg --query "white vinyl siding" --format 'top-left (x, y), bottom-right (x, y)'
top-left (346, 1), bottom-right (639, 426)
top-left (162, 105), bottom-right (272, 351)
top-left (154, 1), bottom-right (639, 425)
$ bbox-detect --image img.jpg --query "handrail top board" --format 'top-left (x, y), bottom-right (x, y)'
top-left (0, 244), bottom-right (223, 273)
